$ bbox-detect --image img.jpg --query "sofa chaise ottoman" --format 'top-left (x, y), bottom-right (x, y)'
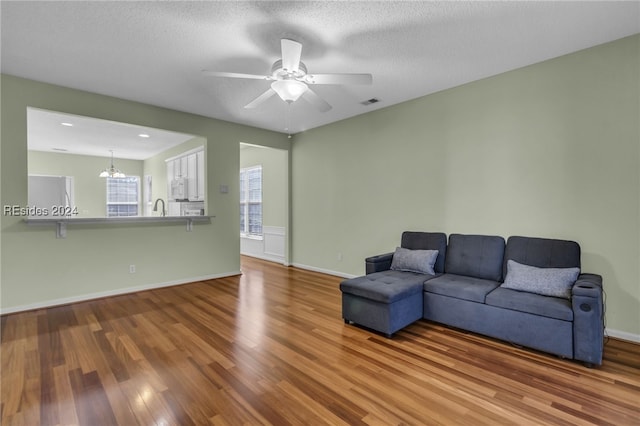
top-left (340, 232), bottom-right (447, 336)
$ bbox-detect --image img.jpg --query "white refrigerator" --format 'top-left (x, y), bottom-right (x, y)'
top-left (28, 175), bottom-right (74, 217)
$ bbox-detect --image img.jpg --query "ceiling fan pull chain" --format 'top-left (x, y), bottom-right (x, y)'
top-left (286, 103), bottom-right (292, 139)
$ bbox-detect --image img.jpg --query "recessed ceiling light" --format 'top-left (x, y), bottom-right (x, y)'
top-left (60, 122), bottom-right (74, 127)
top-left (138, 133), bottom-right (150, 138)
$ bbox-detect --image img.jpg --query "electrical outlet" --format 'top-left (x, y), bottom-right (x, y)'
top-left (337, 252), bottom-right (343, 261)
top-left (129, 264), bottom-right (136, 274)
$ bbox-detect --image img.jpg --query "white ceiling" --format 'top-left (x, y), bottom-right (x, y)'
top-left (27, 108), bottom-right (196, 160)
top-left (2, 1), bottom-right (639, 135)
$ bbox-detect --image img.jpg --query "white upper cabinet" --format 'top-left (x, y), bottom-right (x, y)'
top-left (196, 150), bottom-right (205, 201)
top-left (187, 153), bottom-right (198, 201)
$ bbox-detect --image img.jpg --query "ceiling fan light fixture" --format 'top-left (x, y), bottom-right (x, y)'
top-left (271, 79), bottom-right (307, 103)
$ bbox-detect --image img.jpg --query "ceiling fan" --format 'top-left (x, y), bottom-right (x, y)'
top-left (202, 39), bottom-right (373, 112)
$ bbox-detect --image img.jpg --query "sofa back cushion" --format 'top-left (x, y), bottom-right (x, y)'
top-left (445, 234), bottom-right (505, 281)
top-left (503, 236), bottom-right (581, 280)
top-left (401, 232), bottom-right (447, 273)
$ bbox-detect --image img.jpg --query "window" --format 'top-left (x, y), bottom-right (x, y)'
top-left (106, 176), bottom-right (140, 217)
top-left (240, 166), bottom-right (262, 236)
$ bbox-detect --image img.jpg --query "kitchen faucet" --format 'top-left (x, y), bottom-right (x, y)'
top-left (152, 198), bottom-right (166, 217)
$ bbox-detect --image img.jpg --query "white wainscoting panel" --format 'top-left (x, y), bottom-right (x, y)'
top-left (264, 226), bottom-right (285, 258)
top-left (241, 226), bottom-right (286, 264)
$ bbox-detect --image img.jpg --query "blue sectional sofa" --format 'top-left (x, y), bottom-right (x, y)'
top-left (340, 232), bottom-right (605, 366)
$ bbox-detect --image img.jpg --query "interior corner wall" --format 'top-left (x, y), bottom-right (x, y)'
top-left (291, 35), bottom-right (640, 337)
top-left (0, 74), bottom-right (289, 313)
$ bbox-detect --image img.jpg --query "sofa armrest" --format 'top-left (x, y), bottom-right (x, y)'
top-left (575, 273), bottom-right (602, 289)
top-left (571, 273), bottom-right (604, 366)
top-left (365, 252), bottom-right (394, 274)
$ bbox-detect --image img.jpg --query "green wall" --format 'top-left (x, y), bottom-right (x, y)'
top-left (291, 35), bottom-right (640, 338)
top-left (1, 74), bottom-right (289, 311)
top-left (28, 151), bottom-right (144, 218)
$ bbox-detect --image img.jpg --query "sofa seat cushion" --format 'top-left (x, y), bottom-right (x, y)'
top-left (340, 270), bottom-right (433, 303)
top-left (485, 287), bottom-right (573, 321)
top-left (423, 273), bottom-right (500, 303)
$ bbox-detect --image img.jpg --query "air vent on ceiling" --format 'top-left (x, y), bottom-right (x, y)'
top-left (360, 98), bottom-right (380, 106)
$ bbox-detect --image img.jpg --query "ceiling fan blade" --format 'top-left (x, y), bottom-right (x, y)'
top-left (305, 73), bottom-right (373, 85)
top-left (244, 88), bottom-right (277, 109)
top-left (301, 89), bottom-right (332, 112)
top-left (281, 39), bottom-right (302, 73)
top-left (202, 70), bottom-right (271, 80)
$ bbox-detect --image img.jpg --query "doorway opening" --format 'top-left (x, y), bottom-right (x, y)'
top-left (239, 143), bottom-right (289, 265)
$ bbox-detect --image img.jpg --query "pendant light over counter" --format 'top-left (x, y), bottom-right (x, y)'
top-left (99, 150), bottom-right (125, 178)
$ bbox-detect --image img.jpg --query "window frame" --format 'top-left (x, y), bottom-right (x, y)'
top-left (105, 176), bottom-right (141, 217)
top-left (239, 165), bottom-right (263, 238)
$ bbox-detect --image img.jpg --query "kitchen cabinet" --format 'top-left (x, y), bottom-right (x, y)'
top-left (180, 156), bottom-right (188, 178)
top-left (196, 150), bottom-right (205, 201)
top-left (185, 150), bottom-right (205, 201)
top-left (187, 153), bottom-right (198, 201)
top-left (167, 155), bottom-right (188, 180)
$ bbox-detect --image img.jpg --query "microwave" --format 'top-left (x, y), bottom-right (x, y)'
top-left (170, 178), bottom-right (187, 200)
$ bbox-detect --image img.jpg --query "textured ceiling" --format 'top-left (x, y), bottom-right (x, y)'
top-left (2, 1), bottom-right (639, 135)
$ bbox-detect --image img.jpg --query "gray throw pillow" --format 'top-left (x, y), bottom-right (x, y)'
top-left (390, 247), bottom-right (438, 275)
top-left (501, 259), bottom-right (580, 299)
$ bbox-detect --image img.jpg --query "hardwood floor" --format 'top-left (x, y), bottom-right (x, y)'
top-left (2, 256), bottom-right (639, 425)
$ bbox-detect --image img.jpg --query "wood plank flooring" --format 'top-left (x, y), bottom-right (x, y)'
top-left (2, 256), bottom-right (639, 425)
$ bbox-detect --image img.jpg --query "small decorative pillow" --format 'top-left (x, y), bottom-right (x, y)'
top-left (390, 247), bottom-right (439, 275)
top-left (501, 259), bottom-right (580, 299)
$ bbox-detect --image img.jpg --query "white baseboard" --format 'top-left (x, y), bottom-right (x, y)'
top-left (606, 328), bottom-right (640, 344)
top-left (0, 271), bottom-right (241, 315)
top-left (291, 262), bottom-right (356, 279)
top-left (240, 251), bottom-right (286, 265)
